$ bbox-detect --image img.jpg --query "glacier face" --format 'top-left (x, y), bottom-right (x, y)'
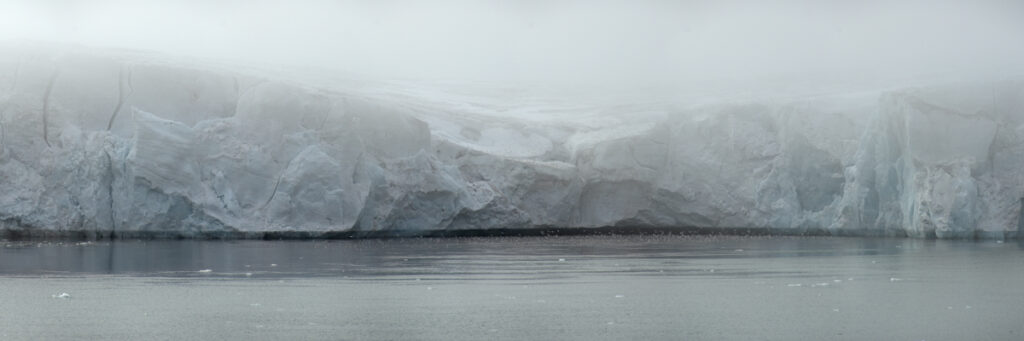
top-left (1, 45), bottom-right (1022, 239)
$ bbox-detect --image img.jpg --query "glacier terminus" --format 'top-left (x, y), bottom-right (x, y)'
top-left (1, 44), bottom-right (1022, 239)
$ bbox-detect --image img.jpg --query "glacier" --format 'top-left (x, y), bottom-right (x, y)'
top-left (1, 44), bottom-right (1022, 239)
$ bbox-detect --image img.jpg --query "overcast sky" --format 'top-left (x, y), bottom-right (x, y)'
top-left (2, 0), bottom-right (1023, 86)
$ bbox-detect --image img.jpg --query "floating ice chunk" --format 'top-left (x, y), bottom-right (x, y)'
top-left (558, 258), bottom-right (565, 262)
top-left (270, 264), bottom-right (277, 267)
top-left (890, 277), bottom-right (903, 282)
top-left (52, 293), bottom-right (71, 299)
top-left (198, 269), bottom-right (212, 273)
top-left (245, 272), bottom-right (253, 277)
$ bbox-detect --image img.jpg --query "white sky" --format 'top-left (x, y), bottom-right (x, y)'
top-left (2, 0), bottom-right (1023, 86)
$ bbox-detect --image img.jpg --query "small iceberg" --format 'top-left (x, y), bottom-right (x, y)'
top-left (52, 292), bottom-right (71, 299)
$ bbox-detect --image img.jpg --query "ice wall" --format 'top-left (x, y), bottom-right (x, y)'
top-left (1, 46), bottom-right (1021, 238)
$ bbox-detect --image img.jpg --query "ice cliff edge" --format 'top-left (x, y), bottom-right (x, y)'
top-left (2, 45), bottom-right (1022, 239)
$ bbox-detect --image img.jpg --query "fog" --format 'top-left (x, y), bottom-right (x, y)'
top-left (2, 0), bottom-right (1024, 87)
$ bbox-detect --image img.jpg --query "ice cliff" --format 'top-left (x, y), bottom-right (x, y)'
top-left (1, 45), bottom-right (1022, 239)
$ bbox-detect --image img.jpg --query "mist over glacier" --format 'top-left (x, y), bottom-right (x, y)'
top-left (4, 0), bottom-right (1024, 86)
top-left (1, 1), bottom-right (1024, 238)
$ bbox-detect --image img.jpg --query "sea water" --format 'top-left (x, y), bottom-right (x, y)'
top-left (0, 235), bottom-right (1021, 340)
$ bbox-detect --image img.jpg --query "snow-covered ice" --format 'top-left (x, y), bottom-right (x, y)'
top-left (1, 44), bottom-right (1023, 239)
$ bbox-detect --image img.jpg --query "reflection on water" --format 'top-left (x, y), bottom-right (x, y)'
top-left (1, 235), bottom-right (1023, 341)
top-left (1, 235), bottom-right (1020, 279)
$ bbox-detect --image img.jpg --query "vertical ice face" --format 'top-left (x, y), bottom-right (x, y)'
top-left (0, 45), bottom-right (1022, 239)
top-left (1017, 198), bottom-right (1024, 234)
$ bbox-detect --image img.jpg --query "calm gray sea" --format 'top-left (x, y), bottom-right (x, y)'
top-left (0, 235), bottom-right (1021, 340)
